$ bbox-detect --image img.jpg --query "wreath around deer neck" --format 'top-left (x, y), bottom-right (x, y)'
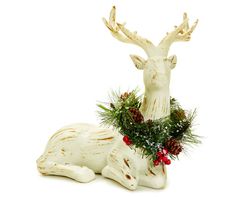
top-left (97, 90), bottom-right (200, 166)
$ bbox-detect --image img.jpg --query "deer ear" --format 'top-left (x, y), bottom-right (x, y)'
top-left (167, 55), bottom-right (177, 69)
top-left (130, 55), bottom-right (146, 70)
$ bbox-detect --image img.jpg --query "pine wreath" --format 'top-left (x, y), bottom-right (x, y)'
top-left (97, 90), bottom-right (200, 166)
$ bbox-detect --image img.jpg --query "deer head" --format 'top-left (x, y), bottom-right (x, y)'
top-left (103, 6), bottom-right (198, 120)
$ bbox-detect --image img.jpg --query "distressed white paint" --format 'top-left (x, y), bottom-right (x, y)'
top-left (37, 6), bottom-right (197, 190)
top-left (103, 6), bottom-right (198, 120)
top-left (37, 123), bottom-right (166, 189)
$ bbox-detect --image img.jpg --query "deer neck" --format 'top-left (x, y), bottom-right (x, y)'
top-left (140, 88), bottom-right (170, 121)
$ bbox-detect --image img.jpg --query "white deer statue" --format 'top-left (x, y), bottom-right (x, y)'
top-left (37, 6), bottom-right (198, 190)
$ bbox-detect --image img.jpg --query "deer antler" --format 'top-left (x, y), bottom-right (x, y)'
top-left (103, 6), bottom-right (155, 56)
top-left (158, 13), bottom-right (198, 55)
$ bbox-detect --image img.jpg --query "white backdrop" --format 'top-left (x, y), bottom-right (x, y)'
top-left (0, 0), bottom-right (234, 196)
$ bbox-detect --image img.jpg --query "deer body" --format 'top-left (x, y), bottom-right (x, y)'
top-left (37, 123), bottom-right (166, 189)
top-left (37, 6), bottom-right (197, 190)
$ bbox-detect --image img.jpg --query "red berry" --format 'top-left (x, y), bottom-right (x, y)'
top-left (123, 135), bottom-right (132, 145)
top-left (161, 156), bottom-right (169, 163)
top-left (156, 151), bottom-right (163, 158)
top-left (123, 135), bottom-right (129, 142)
top-left (153, 160), bottom-right (160, 166)
top-left (162, 148), bottom-right (168, 155)
top-left (164, 159), bottom-right (171, 165)
top-left (125, 140), bottom-right (132, 145)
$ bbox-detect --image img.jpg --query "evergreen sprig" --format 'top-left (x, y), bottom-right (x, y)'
top-left (97, 90), bottom-right (200, 162)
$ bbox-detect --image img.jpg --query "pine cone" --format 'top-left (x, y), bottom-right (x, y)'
top-left (120, 92), bottom-right (131, 100)
top-left (172, 109), bottom-right (186, 120)
top-left (129, 108), bottom-right (144, 123)
top-left (165, 138), bottom-right (183, 155)
top-left (175, 109), bottom-right (186, 119)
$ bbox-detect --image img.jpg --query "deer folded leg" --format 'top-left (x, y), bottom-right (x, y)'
top-left (37, 160), bottom-right (95, 183)
top-left (102, 150), bottom-right (138, 190)
top-left (139, 164), bottom-right (167, 189)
